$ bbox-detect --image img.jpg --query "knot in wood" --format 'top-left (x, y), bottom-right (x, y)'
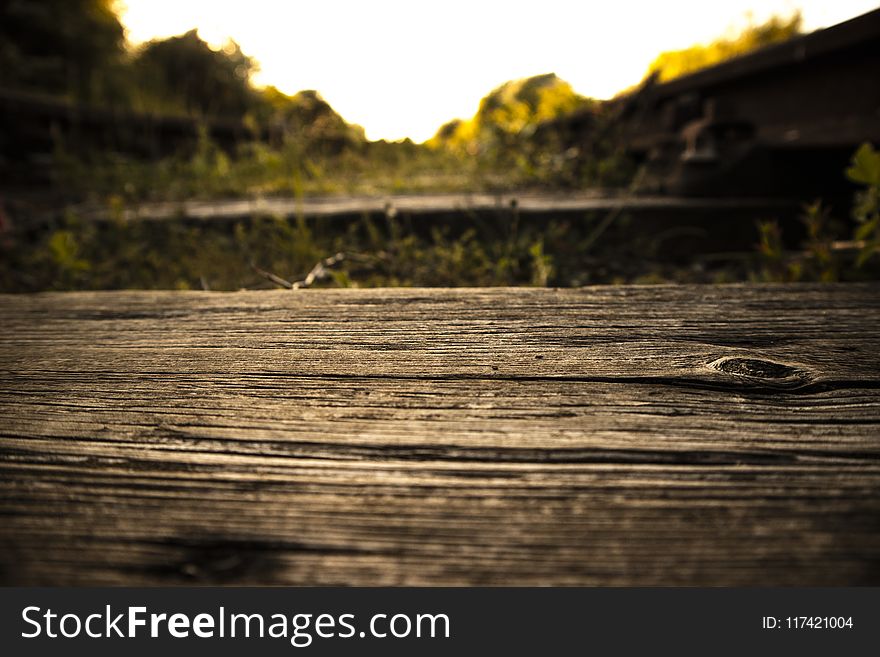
top-left (709, 356), bottom-right (810, 387)
top-left (156, 537), bottom-right (281, 583)
top-left (714, 357), bottom-right (799, 379)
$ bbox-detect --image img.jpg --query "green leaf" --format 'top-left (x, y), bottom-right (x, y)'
top-left (855, 220), bottom-right (875, 241)
top-left (846, 143), bottom-right (880, 186)
top-left (856, 240), bottom-right (879, 267)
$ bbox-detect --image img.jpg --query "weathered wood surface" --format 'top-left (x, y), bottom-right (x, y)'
top-left (1, 284), bottom-right (878, 585)
top-left (86, 193), bottom-right (797, 223)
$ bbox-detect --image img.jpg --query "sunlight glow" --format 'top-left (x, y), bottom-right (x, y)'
top-left (118, 0), bottom-right (880, 142)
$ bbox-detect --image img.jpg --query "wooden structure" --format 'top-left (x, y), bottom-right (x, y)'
top-left (100, 192), bottom-right (797, 223)
top-left (616, 8), bottom-right (880, 197)
top-left (1, 284), bottom-right (878, 585)
top-left (543, 9), bottom-right (880, 198)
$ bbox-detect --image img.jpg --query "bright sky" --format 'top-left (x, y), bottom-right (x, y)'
top-left (118, 0), bottom-right (879, 142)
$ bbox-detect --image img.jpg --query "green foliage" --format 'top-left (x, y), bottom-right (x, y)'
top-left (474, 73), bottom-right (589, 139)
top-left (130, 29), bottom-right (257, 118)
top-left (252, 88), bottom-right (367, 155)
top-left (646, 13), bottom-right (802, 82)
top-left (47, 224), bottom-right (91, 288)
top-left (0, 0), bottom-right (127, 102)
top-left (2, 3), bottom-right (621, 195)
top-left (524, 107), bottom-right (637, 189)
top-left (754, 143), bottom-right (880, 282)
top-left (755, 219), bottom-right (796, 282)
top-left (0, 210), bottom-right (555, 291)
top-left (425, 73), bottom-right (631, 190)
top-left (528, 239), bottom-right (554, 287)
top-left (5, 205), bottom-right (744, 292)
top-left (755, 202), bottom-right (855, 283)
top-left (846, 143), bottom-right (880, 265)
top-left (18, 191), bottom-right (849, 292)
top-left (847, 142), bottom-right (880, 185)
top-left (51, 127), bottom-right (470, 203)
top-left (429, 74), bottom-right (594, 168)
top-left (800, 201), bottom-right (840, 282)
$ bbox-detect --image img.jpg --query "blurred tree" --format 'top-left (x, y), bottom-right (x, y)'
top-left (646, 13), bottom-right (802, 82)
top-left (0, 0), bottom-right (126, 101)
top-left (429, 73), bottom-right (593, 163)
top-left (253, 86), bottom-right (365, 153)
top-left (132, 29), bottom-right (258, 118)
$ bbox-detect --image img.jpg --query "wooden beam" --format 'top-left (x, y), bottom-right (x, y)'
top-left (1, 284), bottom-right (878, 585)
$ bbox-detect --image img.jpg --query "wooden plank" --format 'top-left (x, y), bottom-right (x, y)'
top-left (75, 193), bottom-right (798, 223)
top-left (1, 284), bottom-right (879, 585)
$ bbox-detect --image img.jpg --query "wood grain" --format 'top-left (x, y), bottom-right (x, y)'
top-left (1, 284), bottom-right (878, 585)
top-left (89, 193), bottom-right (797, 223)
